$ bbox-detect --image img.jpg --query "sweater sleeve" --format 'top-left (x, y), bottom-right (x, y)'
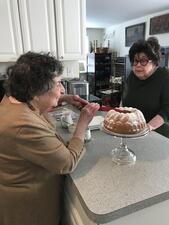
top-left (122, 71), bottom-right (132, 106)
top-left (16, 123), bottom-right (85, 174)
top-left (158, 74), bottom-right (169, 121)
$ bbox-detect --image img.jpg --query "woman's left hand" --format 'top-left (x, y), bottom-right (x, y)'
top-left (59, 94), bottom-right (88, 108)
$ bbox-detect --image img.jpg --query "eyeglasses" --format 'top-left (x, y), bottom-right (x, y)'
top-left (132, 59), bottom-right (152, 66)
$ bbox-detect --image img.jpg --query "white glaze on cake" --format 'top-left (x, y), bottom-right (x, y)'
top-left (103, 107), bottom-right (146, 134)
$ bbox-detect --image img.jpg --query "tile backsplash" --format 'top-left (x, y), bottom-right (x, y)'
top-left (0, 62), bottom-right (14, 74)
top-left (62, 61), bottom-right (79, 78)
top-left (0, 60), bottom-right (80, 79)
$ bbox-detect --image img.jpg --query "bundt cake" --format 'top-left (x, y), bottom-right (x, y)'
top-left (103, 107), bottom-right (146, 134)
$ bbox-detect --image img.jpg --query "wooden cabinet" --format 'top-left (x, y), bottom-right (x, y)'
top-left (0, 0), bottom-right (23, 61)
top-left (87, 53), bottom-right (112, 96)
top-left (55, 0), bottom-right (86, 60)
top-left (0, 0), bottom-right (86, 61)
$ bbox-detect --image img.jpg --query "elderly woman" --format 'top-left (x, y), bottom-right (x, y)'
top-left (122, 37), bottom-right (169, 137)
top-left (0, 52), bottom-right (99, 225)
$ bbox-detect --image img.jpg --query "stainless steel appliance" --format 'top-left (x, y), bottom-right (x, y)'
top-left (61, 78), bottom-right (101, 103)
top-left (67, 79), bottom-right (89, 96)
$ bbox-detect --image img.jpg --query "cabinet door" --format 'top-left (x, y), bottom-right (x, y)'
top-left (55, 0), bottom-right (86, 60)
top-left (18, 0), bottom-right (57, 55)
top-left (0, 0), bottom-right (23, 61)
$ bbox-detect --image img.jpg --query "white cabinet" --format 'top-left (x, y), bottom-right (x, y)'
top-left (62, 177), bottom-right (96, 225)
top-left (63, 188), bottom-right (96, 225)
top-left (18, 0), bottom-right (57, 54)
top-left (0, 0), bottom-right (23, 62)
top-left (0, 0), bottom-right (85, 61)
top-left (18, 0), bottom-right (85, 60)
top-left (55, 0), bottom-right (86, 60)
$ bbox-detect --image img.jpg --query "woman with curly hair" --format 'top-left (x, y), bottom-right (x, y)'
top-left (0, 52), bottom-right (99, 225)
top-left (122, 37), bottom-right (169, 137)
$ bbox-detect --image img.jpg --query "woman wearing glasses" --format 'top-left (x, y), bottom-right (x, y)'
top-left (122, 37), bottom-right (169, 137)
top-left (0, 52), bottom-right (99, 225)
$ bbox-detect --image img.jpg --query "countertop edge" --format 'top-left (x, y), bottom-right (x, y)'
top-left (66, 175), bottom-right (169, 224)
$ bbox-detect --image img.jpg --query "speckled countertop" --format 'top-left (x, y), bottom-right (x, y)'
top-left (57, 117), bottom-right (169, 224)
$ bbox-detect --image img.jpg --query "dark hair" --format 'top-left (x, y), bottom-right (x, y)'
top-left (5, 52), bottom-right (63, 102)
top-left (129, 36), bottom-right (160, 66)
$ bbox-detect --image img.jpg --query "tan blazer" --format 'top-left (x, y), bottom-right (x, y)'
top-left (0, 96), bottom-right (84, 225)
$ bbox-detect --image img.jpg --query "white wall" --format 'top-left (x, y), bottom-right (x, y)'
top-left (105, 9), bottom-right (169, 57)
top-left (86, 28), bottom-right (105, 51)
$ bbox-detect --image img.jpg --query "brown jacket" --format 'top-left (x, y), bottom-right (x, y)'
top-left (0, 96), bottom-right (84, 225)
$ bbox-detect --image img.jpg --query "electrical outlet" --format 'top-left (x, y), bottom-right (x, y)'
top-left (68, 68), bottom-right (72, 76)
top-left (66, 67), bottom-right (73, 77)
top-left (63, 61), bottom-right (79, 78)
top-left (66, 67), bottom-right (69, 77)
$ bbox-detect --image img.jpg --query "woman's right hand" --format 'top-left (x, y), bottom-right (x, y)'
top-left (73, 103), bottom-right (100, 141)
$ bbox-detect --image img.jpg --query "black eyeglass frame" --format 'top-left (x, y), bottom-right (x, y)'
top-left (131, 59), bottom-right (152, 66)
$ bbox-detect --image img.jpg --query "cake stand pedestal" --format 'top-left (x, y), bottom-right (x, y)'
top-left (102, 126), bottom-right (149, 165)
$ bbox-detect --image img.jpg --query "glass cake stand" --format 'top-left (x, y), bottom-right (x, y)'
top-left (102, 125), bottom-right (149, 165)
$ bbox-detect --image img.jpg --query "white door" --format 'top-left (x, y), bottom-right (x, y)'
top-left (18, 0), bottom-right (57, 55)
top-left (0, 0), bottom-right (23, 62)
top-left (55, 0), bottom-right (86, 60)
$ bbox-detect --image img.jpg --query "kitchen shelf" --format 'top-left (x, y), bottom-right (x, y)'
top-left (112, 56), bottom-right (131, 82)
top-left (87, 53), bottom-right (112, 96)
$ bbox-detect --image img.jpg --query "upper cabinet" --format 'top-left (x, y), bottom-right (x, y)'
top-left (18, 0), bottom-right (57, 55)
top-left (0, 0), bottom-right (23, 62)
top-left (0, 0), bottom-right (86, 62)
top-left (55, 0), bottom-right (86, 60)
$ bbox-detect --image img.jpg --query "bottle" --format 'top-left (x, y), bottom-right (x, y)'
top-left (85, 128), bottom-right (91, 142)
top-left (108, 40), bottom-right (110, 49)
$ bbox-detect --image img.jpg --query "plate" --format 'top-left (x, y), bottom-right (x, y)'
top-left (88, 115), bottom-right (104, 130)
top-left (101, 124), bottom-right (149, 138)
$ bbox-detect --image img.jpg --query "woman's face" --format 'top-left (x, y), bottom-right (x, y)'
top-left (34, 76), bottom-right (65, 113)
top-left (132, 53), bottom-right (156, 80)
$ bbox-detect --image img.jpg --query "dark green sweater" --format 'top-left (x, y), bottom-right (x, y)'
top-left (122, 67), bottom-right (169, 123)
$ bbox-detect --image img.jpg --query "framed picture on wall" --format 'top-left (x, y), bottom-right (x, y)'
top-left (150, 13), bottom-right (169, 35)
top-left (125, 22), bottom-right (146, 47)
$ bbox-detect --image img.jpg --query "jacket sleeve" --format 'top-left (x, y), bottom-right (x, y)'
top-left (16, 123), bottom-right (85, 174)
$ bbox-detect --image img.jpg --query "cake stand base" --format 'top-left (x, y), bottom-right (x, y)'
top-left (112, 138), bottom-right (136, 165)
top-left (102, 125), bottom-right (149, 165)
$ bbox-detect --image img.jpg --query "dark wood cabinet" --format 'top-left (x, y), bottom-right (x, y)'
top-left (87, 53), bottom-right (112, 96)
top-left (112, 56), bottom-right (131, 83)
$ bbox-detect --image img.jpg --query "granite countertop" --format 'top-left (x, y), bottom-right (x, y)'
top-left (56, 111), bottom-right (169, 224)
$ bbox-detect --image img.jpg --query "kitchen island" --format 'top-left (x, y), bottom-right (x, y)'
top-left (57, 120), bottom-right (169, 225)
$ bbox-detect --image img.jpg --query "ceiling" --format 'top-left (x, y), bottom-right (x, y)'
top-left (86, 0), bottom-right (169, 28)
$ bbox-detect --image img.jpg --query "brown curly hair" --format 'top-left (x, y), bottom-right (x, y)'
top-left (5, 52), bottom-right (63, 102)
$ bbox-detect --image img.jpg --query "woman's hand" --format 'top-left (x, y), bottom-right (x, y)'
top-left (59, 94), bottom-right (88, 108)
top-left (147, 114), bottom-right (164, 131)
top-left (78, 103), bottom-right (100, 125)
top-left (73, 103), bottom-right (100, 141)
